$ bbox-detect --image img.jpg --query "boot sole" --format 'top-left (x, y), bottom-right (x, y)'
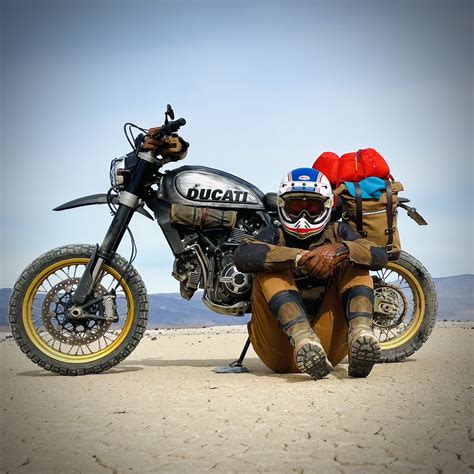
top-left (348, 335), bottom-right (381, 378)
top-left (295, 342), bottom-right (332, 381)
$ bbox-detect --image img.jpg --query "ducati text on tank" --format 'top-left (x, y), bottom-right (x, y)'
top-left (169, 169), bottom-right (262, 207)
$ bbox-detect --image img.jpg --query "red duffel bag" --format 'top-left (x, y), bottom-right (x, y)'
top-left (339, 148), bottom-right (393, 182)
top-left (313, 148), bottom-right (393, 185)
top-left (312, 151), bottom-right (339, 186)
top-left (338, 151), bottom-right (366, 182)
top-left (359, 148), bottom-right (393, 180)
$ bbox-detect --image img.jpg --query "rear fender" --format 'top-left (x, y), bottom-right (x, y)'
top-left (53, 193), bottom-right (154, 220)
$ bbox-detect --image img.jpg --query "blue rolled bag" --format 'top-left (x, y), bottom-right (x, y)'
top-left (333, 177), bottom-right (404, 261)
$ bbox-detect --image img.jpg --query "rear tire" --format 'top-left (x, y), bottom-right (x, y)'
top-left (371, 251), bottom-right (438, 363)
top-left (9, 244), bottom-right (148, 375)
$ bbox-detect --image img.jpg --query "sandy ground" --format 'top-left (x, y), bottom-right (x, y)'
top-left (0, 323), bottom-right (473, 473)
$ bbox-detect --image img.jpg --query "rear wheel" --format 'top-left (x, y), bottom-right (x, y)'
top-left (9, 244), bottom-right (148, 375)
top-left (371, 251), bottom-right (437, 362)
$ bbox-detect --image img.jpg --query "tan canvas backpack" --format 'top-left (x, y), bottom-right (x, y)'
top-left (334, 181), bottom-right (404, 260)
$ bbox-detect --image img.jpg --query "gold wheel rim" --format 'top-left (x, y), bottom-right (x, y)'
top-left (22, 258), bottom-right (134, 363)
top-left (378, 261), bottom-right (425, 350)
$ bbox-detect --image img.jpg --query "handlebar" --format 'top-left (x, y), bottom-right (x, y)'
top-left (152, 118), bottom-right (186, 140)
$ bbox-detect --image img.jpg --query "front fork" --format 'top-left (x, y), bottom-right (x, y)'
top-left (70, 152), bottom-right (157, 311)
top-left (70, 203), bottom-right (135, 306)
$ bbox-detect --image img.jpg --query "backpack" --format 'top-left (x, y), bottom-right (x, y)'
top-left (334, 179), bottom-right (404, 260)
top-left (313, 148), bottom-right (393, 185)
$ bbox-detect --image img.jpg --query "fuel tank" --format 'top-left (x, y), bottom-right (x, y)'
top-left (159, 166), bottom-right (266, 210)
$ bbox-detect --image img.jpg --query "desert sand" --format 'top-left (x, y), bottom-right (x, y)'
top-left (0, 323), bottom-right (472, 473)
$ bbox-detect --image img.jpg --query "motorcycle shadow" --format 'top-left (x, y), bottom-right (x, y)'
top-left (121, 357), bottom-right (263, 370)
top-left (122, 358), bottom-right (353, 383)
top-left (17, 365), bottom-right (144, 377)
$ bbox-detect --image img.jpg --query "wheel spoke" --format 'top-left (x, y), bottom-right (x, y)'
top-left (59, 268), bottom-right (71, 280)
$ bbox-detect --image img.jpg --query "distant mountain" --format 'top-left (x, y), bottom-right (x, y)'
top-left (147, 292), bottom-right (250, 328)
top-left (1, 274), bottom-right (472, 328)
top-left (0, 288), bottom-right (11, 324)
top-left (434, 274), bottom-right (474, 321)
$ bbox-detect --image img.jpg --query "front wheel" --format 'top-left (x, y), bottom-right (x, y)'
top-left (371, 251), bottom-right (438, 363)
top-left (9, 244), bottom-right (148, 375)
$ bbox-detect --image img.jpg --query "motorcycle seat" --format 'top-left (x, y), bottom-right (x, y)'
top-left (264, 192), bottom-right (278, 212)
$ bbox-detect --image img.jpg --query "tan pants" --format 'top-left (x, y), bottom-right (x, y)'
top-left (248, 262), bottom-right (373, 373)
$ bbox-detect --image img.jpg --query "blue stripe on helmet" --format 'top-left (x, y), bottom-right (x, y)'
top-left (290, 168), bottom-right (320, 182)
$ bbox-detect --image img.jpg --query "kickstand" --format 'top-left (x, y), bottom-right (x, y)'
top-left (213, 336), bottom-right (251, 373)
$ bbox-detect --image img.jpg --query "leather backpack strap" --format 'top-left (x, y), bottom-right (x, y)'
top-left (354, 182), bottom-right (367, 237)
top-left (385, 180), bottom-right (394, 253)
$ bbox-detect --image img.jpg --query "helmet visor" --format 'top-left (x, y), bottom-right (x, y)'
top-left (284, 197), bottom-right (326, 220)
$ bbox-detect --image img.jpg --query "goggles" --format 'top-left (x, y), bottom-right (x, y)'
top-left (283, 197), bottom-right (329, 220)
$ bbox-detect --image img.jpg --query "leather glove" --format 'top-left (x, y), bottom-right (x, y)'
top-left (142, 127), bottom-right (162, 152)
top-left (297, 243), bottom-right (349, 279)
top-left (160, 135), bottom-right (188, 159)
top-left (142, 128), bottom-right (189, 160)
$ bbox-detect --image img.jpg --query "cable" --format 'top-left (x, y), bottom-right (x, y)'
top-left (114, 224), bottom-right (137, 292)
top-left (106, 186), bottom-right (118, 215)
top-left (123, 122), bottom-right (147, 150)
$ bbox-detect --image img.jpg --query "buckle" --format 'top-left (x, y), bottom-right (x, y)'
top-left (386, 244), bottom-right (393, 253)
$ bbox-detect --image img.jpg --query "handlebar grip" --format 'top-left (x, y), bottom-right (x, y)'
top-left (153, 118), bottom-right (186, 139)
top-left (168, 118), bottom-right (186, 133)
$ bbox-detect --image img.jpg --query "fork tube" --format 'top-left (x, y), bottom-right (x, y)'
top-left (100, 204), bottom-right (135, 255)
top-left (72, 156), bottom-right (156, 305)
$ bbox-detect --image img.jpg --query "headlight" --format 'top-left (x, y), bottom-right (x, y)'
top-left (109, 157), bottom-right (127, 190)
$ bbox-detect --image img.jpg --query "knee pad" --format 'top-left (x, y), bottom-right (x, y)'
top-left (342, 285), bottom-right (374, 322)
top-left (268, 290), bottom-right (307, 331)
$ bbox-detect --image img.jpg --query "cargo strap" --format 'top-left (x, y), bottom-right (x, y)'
top-left (354, 182), bottom-right (367, 237)
top-left (385, 180), bottom-right (394, 254)
top-left (200, 208), bottom-right (209, 229)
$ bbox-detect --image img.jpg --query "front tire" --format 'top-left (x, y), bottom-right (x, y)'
top-left (371, 251), bottom-right (438, 363)
top-left (9, 244), bottom-right (148, 375)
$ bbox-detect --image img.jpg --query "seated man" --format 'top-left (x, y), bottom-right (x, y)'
top-left (233, 168), bottom-right (388, 380)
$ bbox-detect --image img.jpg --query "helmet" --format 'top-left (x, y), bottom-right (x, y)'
top-left (277, 167), bottom-right (333, 239)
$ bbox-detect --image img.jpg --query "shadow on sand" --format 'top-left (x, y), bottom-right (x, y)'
top-left (16, 356), bottom-right (414, 380)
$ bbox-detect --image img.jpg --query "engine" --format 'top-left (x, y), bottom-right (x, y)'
top-left (210, 251), bottom-right (253, 305)
top-left (171, 217), bottom-right (263, 313)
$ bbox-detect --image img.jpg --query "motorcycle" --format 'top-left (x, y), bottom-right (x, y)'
top-left (8, 105), bottom-right (437, 375)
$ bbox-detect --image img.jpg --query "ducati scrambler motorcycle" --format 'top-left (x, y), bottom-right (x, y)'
top-left (9, 106), bottom-right (437, 375)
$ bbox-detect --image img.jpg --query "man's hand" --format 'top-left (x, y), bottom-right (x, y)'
top-left (298, 243), bottom-right (349, 279)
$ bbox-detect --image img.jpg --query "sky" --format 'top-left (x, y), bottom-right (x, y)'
top-left (1, 0), bottom-right (472, 293)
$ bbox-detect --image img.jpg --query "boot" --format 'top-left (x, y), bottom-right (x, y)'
top-left (269, 290), bottom-right (332, 380)
top-left (343, 285), bottom-right (381, 378)
top-left (347, 316), bottom-right (381, 378)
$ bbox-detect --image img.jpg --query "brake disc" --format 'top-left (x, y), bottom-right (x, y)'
top-left (42, 278), bottom-right (110, 345)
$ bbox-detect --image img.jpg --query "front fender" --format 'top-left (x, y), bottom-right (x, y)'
top-left (53, 193), bottom-right (154, 220)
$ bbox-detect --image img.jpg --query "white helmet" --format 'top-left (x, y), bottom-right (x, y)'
top-left (277, 167), bottom-right (334, 239)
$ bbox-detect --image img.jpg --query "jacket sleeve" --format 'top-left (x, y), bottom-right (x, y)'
top-left (337, 221), bottom-right (388, 270)
top-left (233, 225), bottom-right (301, 273)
